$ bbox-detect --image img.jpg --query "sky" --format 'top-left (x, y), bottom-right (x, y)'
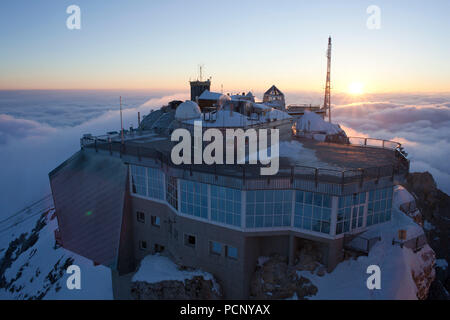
top-left (0, 0), bottom-right (449, 93)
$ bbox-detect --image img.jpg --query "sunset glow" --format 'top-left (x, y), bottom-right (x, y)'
top-left (348, 82), bottom-right (365, 95)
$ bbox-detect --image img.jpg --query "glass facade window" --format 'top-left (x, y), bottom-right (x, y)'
top-left (226, 246), bottom-right (238, 259)
top-left (147, 167), bottom-right (164, 199)
top-left (166, 176), bottom-right (178, 210)
top-left (131, 162), bottom-right (395, 237)
top-left (131, 165), bottom-right (164, 200)
top-left (335, 192), bottom-right (366, 235)
top-left (131, 165), bottom-right (147, 196)
top-left (294, 191), bottom-right (332, 234)
top-left (246, 190), bottom-right (292, 228)
top-left (209, 241), bottom-right (222, 255)
top-left (211, 185), bottom-right (241, 227)
top-left (180, 180), bottom-right (208, 219)
top-left (136, 211), bottom-right (145, 223)
top-left (367, 187), bottom-right (393, 226)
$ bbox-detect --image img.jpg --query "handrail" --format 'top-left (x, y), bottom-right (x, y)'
top-left (80, 136), bottom-right (409, 188)
top-left (347, 136), bottom-right (401, 150)
top-left (392, 233), bottom-right (427, 252)
top-left (344, 233), bottom-right (381, 254)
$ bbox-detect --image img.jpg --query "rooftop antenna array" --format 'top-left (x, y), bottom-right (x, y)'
top-left (323, 36), bottom-right (332, 123)
top-left (198, 64), bottom-right (205, 81)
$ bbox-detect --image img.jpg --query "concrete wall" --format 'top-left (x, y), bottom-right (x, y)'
top-left (120, 196), bottom-right (345, 299)
top-left (130, 196), bottom-right (248, 299)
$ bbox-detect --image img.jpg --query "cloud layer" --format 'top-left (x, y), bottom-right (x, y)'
top-left (0, 93), bottom-right (187, 217)
top-left (332, 97), bottom-right (450, 194)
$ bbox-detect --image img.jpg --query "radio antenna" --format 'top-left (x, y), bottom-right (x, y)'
top-left (120, 96), bottom-right (124, 144)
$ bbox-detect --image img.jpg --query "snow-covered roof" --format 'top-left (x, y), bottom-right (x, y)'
top-left (261, 108), bottom-right (292, 121)
top-left (175, 100), bottom-right (201, 121)
top-left (182, 108), bottom-right (291, 128)
top-left (393, 185), bottom-right (415, 206)
top-left (198, 90), bottom-right (231, 101)
top-left (253, 103), bottom-right (272, 111)
top-left (295, 110), bottom-right (344, 135)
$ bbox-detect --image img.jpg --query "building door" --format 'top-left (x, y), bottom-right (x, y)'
top-left (351, 204), bottom-right (364, 231)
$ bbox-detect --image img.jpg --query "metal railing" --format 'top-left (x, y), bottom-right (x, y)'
top-left (348, 137), bottom-right (400, 150)
top-left (80, 135), bottom-right (409, 190)
top-left (344, 234), bottom-right (381, 254)
top-left (392, 233), bottom-right (427, 252)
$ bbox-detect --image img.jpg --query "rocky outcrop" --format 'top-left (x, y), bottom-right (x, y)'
top-left (411, 245), bottom-right (436, 300)
top-left (131, 276), bottom-right (222, 300)
top-left (404, 172), bottom-right (450, 300)
top-left (250, 254), bottom-right (321, 300)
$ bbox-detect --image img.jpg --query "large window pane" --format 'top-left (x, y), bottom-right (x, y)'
top-left (211, 185), bottom-right (241, 227)
top-left (180, 180), bottom-right (208, 220)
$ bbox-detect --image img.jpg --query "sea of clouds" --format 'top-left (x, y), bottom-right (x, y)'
top-left (0, 90), bottom-right (449, 219)
top-left (0, 90), bottom-right (187, 217)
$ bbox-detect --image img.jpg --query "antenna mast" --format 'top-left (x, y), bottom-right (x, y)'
top-left (120, 96), bottom-right (124, 144)
top-left (198, 64), bottom-right (204, 81)
top-left (324, 36), bottom-right (332, 122)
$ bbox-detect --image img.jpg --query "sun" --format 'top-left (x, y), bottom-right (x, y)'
top-left (348, 82), bottom-right (365, 95)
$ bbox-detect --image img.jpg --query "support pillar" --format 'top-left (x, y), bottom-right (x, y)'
top-left (288, 234), bottom-right (296, 265)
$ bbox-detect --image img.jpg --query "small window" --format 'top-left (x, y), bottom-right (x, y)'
top-left (226, 246), bottom-right (238, 259)
top-left (139, 240), bottom-right (147, 250)
top-left (137, 211), bottom-right (145, 223)
top-left (154, 244), bottom-right (165, 253)
top-left (174, 229), bottom-right (178, 240)
top-left (209, 241), bottom-right (222, 255)
top-left (184, 234), bottom-right (196, 248)
top-left (151, 216), bottom-right (161, 227)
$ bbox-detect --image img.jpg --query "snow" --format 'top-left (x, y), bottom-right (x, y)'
top-left (393, 185), bottom-right (415, 207)
top-left (424, 220), bottom-right (435, 231)
top-left (279, 140), bottom-right (342, 169)
top-left (0, 199), bottom-right (113, 300)
top-left (261, 108), bottom-right (292, 121)
top-left (435, 259), bottom-right (448, 270)
top-left (199, 90), bottom-right (230, 101)
top-left (295, 110), bottom-right (344, 135)
top-left (285, 292), bottom-right (298, 300)
top-left (257, 256), bottom-right (270, 267)
top-left (183, 106), bottom-right (291, 128)
top-left (175, 100), bottom-right (201, 121)
top-left (132, 254), bottom-right (220, 294)
top-left (294, 198), bottom-right (429, 300)
top-left (253, 103), bottom-right (272, 111)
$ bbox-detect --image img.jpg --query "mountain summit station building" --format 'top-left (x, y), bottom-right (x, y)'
top-left (49, 92), bottom-right (409, 299)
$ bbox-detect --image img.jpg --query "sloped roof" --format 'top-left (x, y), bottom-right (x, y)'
top-left (264, 85), bottom-right (284, 96)
top-left (199, 90), bottom-right (231, 101)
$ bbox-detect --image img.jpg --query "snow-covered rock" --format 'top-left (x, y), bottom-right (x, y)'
top-left (131, 254), bottom-right (222, 300)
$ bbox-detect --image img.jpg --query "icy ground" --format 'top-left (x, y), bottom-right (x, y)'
top-left (0, 196), bottom-right (113, 300)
